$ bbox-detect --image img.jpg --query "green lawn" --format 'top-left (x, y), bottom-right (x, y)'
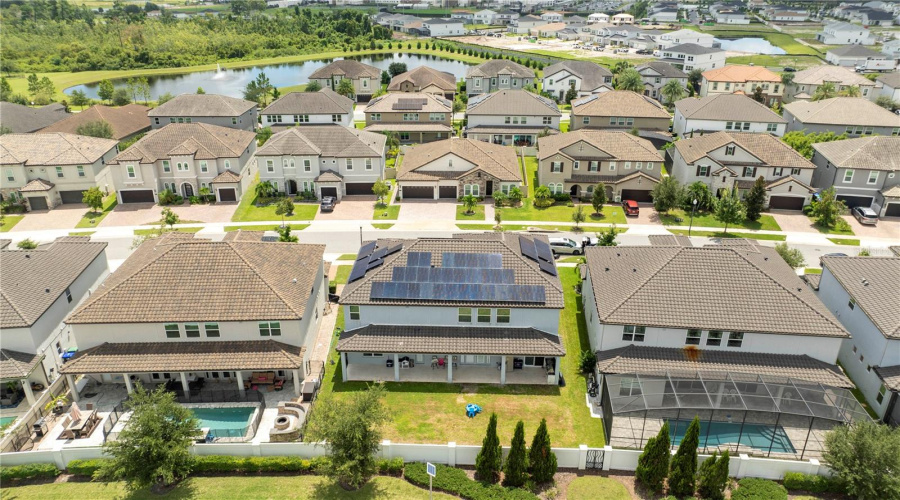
top-left (521, 156), bottom-right (538, 198)
top-left (812, 218), bottom-right (855, 236)
top-left (232, 184), bottom-right (319, 222)
top-left (373, 203), bottom-right (400, 221)
top-left (804, 268), bottom-right (823, 275)
top-left (499, 201), bottom-right (627, 224)
top-left (69, 231), bottom-right (96, 236)
top-left (566, 476), bottom-right (631, 500)
top-left (456, 204), bottom-right (486, 221)
top-left (668, 229), bottom-right (787, 241)
top-left (337, 253), bottom-right (359, 261)
top-left (134, 227), bottom-right (203, 236)
top-left (0, 215), bottom-right (24, 232)
top-left (0, 476), bottom-right (455, 500)
top-left (827, 238), bottom-right (860, 246)
top-left (313, 268), bottom-right (604, 448)
top-left (372, 223), bottom-right (394, 230)
top-left (725, 54), bottom-right (823, 70)
top-left (222, 224), bottom-right (309, 232)
top-left (659, 209), bottom-right (781, 231)
top-left (334, 265), bottom-right (352, 285)
top-left (75, 193), bottom-right (117, 228)
top-left (456, 224), bottom-right (630, 233)
top-left (838, 361), bottom-right (880, 420)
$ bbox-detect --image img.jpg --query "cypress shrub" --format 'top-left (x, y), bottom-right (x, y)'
top-left (697, 450), bottom-right (729, 500)
top-left (667, 416), bottom-right (700, 498)
top-left (528, 418), bottom-right (557, 484)
top-left (635, 421), bottom-right (670, 493)
top-left (503, 421), bottom-right (527, 487)
top-left (475, 413), bottom-right (502, 483)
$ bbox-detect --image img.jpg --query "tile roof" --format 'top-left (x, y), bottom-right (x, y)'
top-left (365, 92), bottom-right (452, 113)
top-left (584, 245), bottom-right (848, 338)
top-left (257, 125), bottom-right (385, 158)
top-left (876, 72), bottom-right (900, 88)
top-left (18, 179), bottom-right (55, 192)
top-left (827, 45), bottom-right (884, 58)
top-left (149, 94), bottom-right (256, 117)
top-left (39, 104), bottom-right (150, 140)
top-left (811, 136), bottom-right (900, 172)
top-left (466, 59), bottom-right (535, 79)
top-left (636, 61), bottom-right (688, 79)
top-left (673, 132), bottom-right (814, 169)
top-left (336, 325), bottom-right (565, 356)
top-left (211, 169), bottom-right (241, 183)
top-left (595, 345), bottom-right (852, 388)
top-left (665, 43), bottom-right (723, 55)
top-left (316, 171), bottom-right (343, 182)
top-left (874, 365), bottom-right (900, 391)
top-left (398, 138), bottom-right (521, 182)
top-left (262, 89), bottom-right (353, 116)
top-left (1, 237), bottom-right (107, 329)
top-left (66, 233), bottom-right (324, 324)
top-left (112, 123), bottom-right (255, 164)
top-left (365, 123), bottom-right (453, 133)
top-left (572, 91), bottom-right (671, 119)
top-left (59, 340), bottom-right (305, 374)
top-left (675, 94), bottom-right (786, 123)
top-left (309, 59), bottom-right (381, 80)
top-left (821, 256), bottom-right (900, 339)
top-left (0, 349), bottom-right (44, 380)
top-left (0, 132), bottom-right (118, 166)
top-left (388, 66), bottom-right (456, 92)
top-left (537, 130), bottom-right (663, 162)
top-left (544, 60), bottom-right (613, 92)
top-left (0, 102), bottom-right (68, 133)
top-left (802, 273), bottom-right (821, 290)
top-left (467, 90), bottom-right (560, 116)
top-left (340, 233), bottom-right (564, 309)
top-left (648, 234), bottom-right (692, 247)
top-left (791, 66), bottom-right (874, 87)
top-left (766, 175), bottom-right (814, 192)
top-left (882, 184), bottom-right (900, 198)
top-left (702, 65), bottom-right (780, 83)
top-left (784, 98), bottom-right (900, 128)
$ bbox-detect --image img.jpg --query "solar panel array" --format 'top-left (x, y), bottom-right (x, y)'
top-left (407, 252), bottom-right (432, 267)
top-left (349, 242), bottom-right (403, 283)
top-left (392, 266), bottom-right (515, 284)
top-left (441, 252), bottom-right (503, 269)
top-left (392, 98), bottom-right (428, 111)
top-left (370, 282), bottom-right (546, 303)
top-left (518, 236), bottom-right (558, 277)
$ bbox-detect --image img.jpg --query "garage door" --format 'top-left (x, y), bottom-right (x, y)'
top-left (885, 203), bottom-right (900, 217)
top-left (439, 186), bottom-right (457, 199)
top-left (321, 187), bottom-right (338, 198)
top-left (346, 182), bottom-right (375, 196)
top-left (59, 190), bottom-right (86, 204)
top-left (768, 196), bottom-right (804, 211)
top-left (836, 195), bottom-right (873, 209)
top-left (27, 196), bottom-right (48, 211)
top-left (217, 188), bottom-right (237, 202)
top-left (620, 189), bottom-right (653, 203)
top-left (402, 186), bottom-right (434, 199)
top-left (120, 190), bottom-right (155, 203)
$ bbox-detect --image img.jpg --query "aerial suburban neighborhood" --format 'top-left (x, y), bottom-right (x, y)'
top-left (0, 1), bottom-right (899, 499)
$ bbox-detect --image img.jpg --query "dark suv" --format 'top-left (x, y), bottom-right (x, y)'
top-left (320, 196), bottom-right (336, 212)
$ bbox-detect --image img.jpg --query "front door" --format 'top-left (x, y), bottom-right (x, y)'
top-left (287, 180), bottom-right (297, 196)
top-left (182, 183), bottom-right (194, 198)
top-left (486, 181), bottom-right (494, 196)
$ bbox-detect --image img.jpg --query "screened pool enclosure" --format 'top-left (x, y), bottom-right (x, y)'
top-left (601, 371), bottom-right (871, 460)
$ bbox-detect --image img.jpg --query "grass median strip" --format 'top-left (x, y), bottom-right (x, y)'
top-left (668, 229), bottom-right (786, 241)
top-left (223, 224), bottom-right (309, 232)
top-left (373, 203), bottom-right (400, 221)
top-left (0, 215), bottom-right (24, 232)
top-left (68, 231), bottom-right (96, 236)
top-left (134, 227), bottom-right (203, 236)
top-left (457, 223), bottom-right (629, 232)
top-left (827, 238), bottom-right (860, 246)
top-left (659, 209), bottom-right (781, 231)
top-left (456, 204), bottom-right (485, 221)
top-left (75, 193), bottom-right (117, 229)
top-left (372, 223), bottom-right (394, 230)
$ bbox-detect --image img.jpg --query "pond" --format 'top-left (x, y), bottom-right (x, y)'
top-left (714, 37), bottom-right (786, 55)
top-left (67, 53), bottom-right (473, 100)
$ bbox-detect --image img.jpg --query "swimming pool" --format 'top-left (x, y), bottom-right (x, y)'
top-left (0, 416), bottom-right (17, 430)
top-left (190, 407), bottom-right (255, 439)
top-left (669, 420), bottom-right (796, 454)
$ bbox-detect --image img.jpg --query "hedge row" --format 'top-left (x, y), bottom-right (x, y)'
top-left (404, 462), bottom-right (538, 500)
top-left (0, 463), bottom-right (59, 482)
top-left (782, 472), bottom-right (847, 494)
top-left (65, 456), bottom-right (403, 478)
top-left (731, 478), bottom-right (788, 500)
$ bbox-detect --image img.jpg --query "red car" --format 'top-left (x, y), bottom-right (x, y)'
top-left (622, 199), bottom-right (640, 216)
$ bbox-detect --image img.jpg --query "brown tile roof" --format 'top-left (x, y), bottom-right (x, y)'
top-left (812, 136), bottom-right (900, 173)
top-left (149, 94), bottom-right (256, 117)
top-left (648, 234), bottom-right (692, 247)
top-left (675, 94), bottom-right (786, 123)
top-left (365, 92), bottom-right (452, 114)
top-left (112, 123), bottom-right (256, 164)
top-left (821, 256), bottom-right (900, 339)
top-left (257, 125), bottom-right (385, 158)
top-left (537, 130), bottom-right (663, 162)
top-left (59, 340), bottom-right (305, 374)
top-left (316, 171), bottom-right (343, 182)
top-left (0, 349), bottom-right (44, 380)
top-left (66, 233), bottom-right (324, 324)
top-left (309, 60), bottom-right (381, 80)
top-left (398, 138), bottom-right (521, 182)
top-left (467, 90), bottom-right (560, 117)
top-left (766, 175), bottom-right (815, 192)
top-left (18, 179), bottom-right (55, 192)
top-left (572, 91), bottom-right (671, 119)
top-left (0, 132), bottom-right (118, 166)
top-left (262, 89), bottom-right (353, 116)
top-left (222, 230), bottom-right (266, 242)
top-left (783, 98), bottom-right (900, 128)
top-left (388, 66), bottom-right (457, 92)
top-left (802, 273), bottom-right (821, 290)
top-left (466, 59), bottom-right (535, 79)
top-left (0, 102), bottom-right (68, 133)
top-left (211, 169), bottom-right (241, 183)
top-left (584, 245), bottom-right (849, 338)
top-left (883, 184), bottom-right (900, 198)
top-left (465, 126), bottom-right (559, 136)
top-left (673, 132), bottom-right (815, 169)
top-left (702, 65), bottom-right (780, 83)
top-left (596, 345), bottom-right (852, 387)
top-left (39, 104), bottom-right (150, 140)
top-left (636, 61), bottom-right (688, 79)
top-left (365, 123), bottom-right (453, 133)
top-left (336, 325), bottom-right (565, 356)
top-left (874, 365), bottom-right (900, 391)
top-left (1, 237), bottom-right (107, 329)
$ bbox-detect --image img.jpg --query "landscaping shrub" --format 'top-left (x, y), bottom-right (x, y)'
top-left (578, 350), bottom-right (597, 374)
top-left (67, 458), bottom-right (109, 477)
top-left (329, 281), bottom-right (337, 294)
top-left (782, 472), bottom-right (846, 494)
top-left (551, 193), bottom-right (571, 202)
top-left (730, 478), bottom-right (787, 500)
top-left (191, 455), bottom-right (328, 474)
top-left (377, 457), bottom-right (404, 476)
top-left (0, 463), bottom-right (59, 482)
top-left (533, 198), bottom-right (555, 208)
top-left (405, 462), bottom-right (538, 500)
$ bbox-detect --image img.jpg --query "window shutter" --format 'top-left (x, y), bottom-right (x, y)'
top-left (696, 165), bottom-right (701, 177)
top-left (706, 167), bottom-right (711, 177)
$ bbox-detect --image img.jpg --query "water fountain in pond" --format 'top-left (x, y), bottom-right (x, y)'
top-left (212, 63), bottom-right (227, 80)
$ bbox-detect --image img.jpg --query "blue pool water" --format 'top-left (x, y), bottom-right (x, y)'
top-left (0, 416), bottom-right (17, 428)
top-left (669, 420), bottom-right (796, 454)
top-left (190, 407), bottom-right (255, 438)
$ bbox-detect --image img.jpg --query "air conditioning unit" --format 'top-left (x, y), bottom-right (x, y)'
top-left (614, 195), bottom-right (622, 202)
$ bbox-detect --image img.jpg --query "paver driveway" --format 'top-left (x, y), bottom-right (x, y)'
top-left (100, 202), bottom-right (237, 227)
top-left (316, 195), bottom-right (376, 221)
top-left (397, 200), bottom-right (457, 221)
top-left (843, 214), bottom-right (900, 240)
top-left (768, 210), bottom-right (820, 233)
top-left (10, 204), bottom-right (87, 231)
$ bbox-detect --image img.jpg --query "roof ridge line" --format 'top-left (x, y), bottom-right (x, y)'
top-left (0, 290), bottom-right (29, 325)
top-left (601, 247), bottom-right (690, 321)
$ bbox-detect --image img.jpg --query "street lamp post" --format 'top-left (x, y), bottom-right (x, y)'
top-left (689, 198), bottom-right (698, 237)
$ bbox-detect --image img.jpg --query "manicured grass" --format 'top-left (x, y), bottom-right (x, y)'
top-left (499, 201), bottom-right (627, 224)
top-left (232, 182), bottom-right (319, 222)
top-left (373, 203), bottom-right (400, 221)
top-left (804, 268), bottom-right (822, 275)
top-left (334, 265), bottom-right (352, 285)
top-left (337, 253), bottom-right (359, 261)
top-left (668, 229), bottom-right (787, 241)
top-left (0, 215), bottom-right (24, 232)
top-left (812, 218), bottom-right (855, 236)
top-left (837, 361), bottom-right (880, 420)
top-left (566, 476), bottom-right (632, 500)
top-left (0, 476), bottom-right (455, 500)
top-left (521, 156), bottom-right (538, 198)
top-left (456, 224), bottom-right (630, 233)
top-left (134, 227), bottom-right (203, 236)
top-left (75, 193), bottom-right (117, 228)
top-left (355, 121), bottom-right (366, 130)
top-left (827, 238), bottom-right (860, 246)
top-left (659, 209), bottom-right (781, 231)
top-left (222, 224), bottom-right (309, 232)
top-left (372, 223), bottom-right (394, 230)
top-left (456, 204), bottom-right (485, 220)
top-left (559, 256), bottom-right (586, 263)
top-left (560, 122), bottom-right (570, 133)
top-left (68, 231), bottom-right (95, 236)
top-left (277, 83), bottom-right (307, 93)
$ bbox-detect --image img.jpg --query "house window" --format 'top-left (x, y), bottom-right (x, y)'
top-left (551, 162), bottom-right (562, 173)
top-left (743, 167), bottom-right (757, 178)
top-left (646, 163), bottom-right (654, 171)
top-left (349, 306), bottom-right (360, 320)
top-left (867, 171), bottom-right (878, 184)
top-left (496, 308), bottom-right (510, 324)
top-left (766, 123), bottom-right (778, 133)
top-left (791, 168), bottom-right (801, 176)
top-left (707, 330), bottom-right (723, 346)
top-left (402, 113), bottom-right (419, 121)
top-left (848, 298), bottom-right (856, 310)
top-left (622, 325), bottom-right (645, 342)
top-left (588, 161), bottom-right (598, 172)
top-left (259, 321), bottom-right (281, 336)
top-left (266, 160), bottom-right (274, 173)
top-left (126, 165), bottom-right (136, 178)
top-left (843, 170), bottom-right (854, 183)
top-left (200, 161), bottom-right (208, 173)
top-left (5, 169), bottom-right (13, 182)
top-left (65, 288), bottom-right (72, 303)
top-left (365, 159), bottom-right (372, 170)
top-left (635, 162), bottom-right (642, 170)
top-left (165, 324), bottom-right (180, 338)
top-left (177, 162), bottom-right (189, 172)
top-left (877, 384), bottom-right (887, 404)
top-left (609, 162), bottom-right (616, 171)
top-left (232, 117), bottom-right (237, 125)
top-left (505, 116), bottom-right (511, 124)
top-left (458, 307), bottom-right (472, 323)
top-left (477, 308), bottom-right (491, 323)
top-left (400, 133), bottom-right (409, 141)
top-left (583, 116), bottom-right (590, 124)
top-left (304, 160), bottom-right (311, 172)
top-left (686, 329), bottom-right (701, 345)
top-left (573, 161), bottom-right (580, 170)
top-left (204, 323), bottom-right (220, 337)
top-left (430, 113), bottom-right (446, 121)
top-left (300, 115), bottom-right (310, 123)
top-left (185, 324), bottom-right (200, 338)
top-left (77, 166), bottom-right (85, 177)
top-left (346, 159), bottom-right (353, 170)
top-left (371, 113), bottom-right (381, 121)
top-left (55, 167), bottom-right (64, 178)
top-left (610, 117), bottom-right (618, 125)
top-left (773, 167), bottom-right (783, 176)
top-left (624, 162), bottom-right (631, 170)
top-left (725, 146), bottom-right (735, 156)
top-left (727, 332), bottom-right (744, 348)
top-left (362, 353), bottom-right (384, 357)
top-left (332, 115), bottom-right (342, 122)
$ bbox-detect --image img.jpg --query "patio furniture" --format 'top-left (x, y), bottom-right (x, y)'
top-left (438, 357), bottom-right (446, 369)
top-left (431, 356), bottom-right (438, 369)
top-left (244, 372), bottom-right (275, 389)
top-left (273, 378), bottom-right (285, 391)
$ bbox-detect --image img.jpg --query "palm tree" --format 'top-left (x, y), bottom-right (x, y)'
top-left (462, 194), bottom-right (478, 215)
top-left (811, 82), bottom-right (837, 101)
top-left (839, 85), bottom-right (861, 97)
top-left (780, 72), bottom-right (795, 87)
top-left (254, 180), bottom-right (275, 202)
top-left (660, 79), bottom-right (685, 104)
top-left (616, 69), bottom-right (644, 92)
top-left (612, 60), bottom-right (632, 75)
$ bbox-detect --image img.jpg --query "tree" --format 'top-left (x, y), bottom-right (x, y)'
top-left (98, 80), bottom-right (115, 104)
top-left (535, 185), bottom-right (551, 201)
top-left (156, 92), bottom-right (174, 105)
top-left (875, 95), bottom-right (899, 111)
top-left (372, 179), bottom-right (390, 205)
top-left (256, 126), bottom-right (272, 147)
top-left (688, 68), bottom-right (703, 92)
top-left (112, 88), bottom-right (131, 106)
top-left (682, 181), bottom-right (714, 211)
top-left (508, 186), bottom-right (523, 206)
top-left (244, 72), bottom-right (274, 106)
top-left (27, 73), bottom-right (40, 97)
top-left (528, 418), bottom-right (557, 484)
top-left (572, 205), bottom-right (586, 228)
top-left (462, 194), bottom-right (478, 215)
top-left (503, 421), bottom-right (528, 487)
top-left (596, 225), bottom-right (619, 246)
top-left (809, 187), bottom-right (846, 229)
top-left (475, 413), bottom-right (502, 483)
top-left (780, 72), bottom-right (794, 87)
top-left (161, 207), bottom-right (179, 229)
top-left (660, 79), bottom-right (685, 104)
top-left (388, 62), bottom-right (407, 78)
top-left (616, 68), bottom-right (644, 92)
top-left (839, 85), bottom-right (860, 97)
top-left (0, 77), bottom-right (11, 102)
top-left (635, 421), bottom-right (670, 493)
top-left (668, 416), bottom-right (700, 498)
top-left (565, 82), bottom-right (578, 104)
top-left (126, 77), bottom-right (139, 102)
top-left (380, 70), bottom-right (390, 86)
top-left (254, 180), bottom-right (276, 200)
top-left (752, 85), bottom-right (764, 103)
top-left (697, 450), bottom-right (730, 500)
top-left (275, 198), bottom-right (295, 225)
top-left (305, 81), bottom-right (322, 92)
top-left (824, 420), bottom-right (900, 500)
top-left (276, 224), bottom-right (298, 242)
top-left (782, 130), bottom-right (847, 159)
top-left (494, 209), bottom-right (503, 229)
top-left (336, 78), bottom-right (355, 99)
top-left (196, 86), bottom-right (205, 94)
top-left (98, 385), bottom-right (198, 491)
top-left (17, 238), bottom-right (38, 249)
top-left (198, 186), bottom-right (212, 203)
top-left (811, 81), bottom-right (837, 101)
top-left (714, 188), bottom-right (745, 234)
top-left (591, 185), bottom-right (607, 215)
top-left (774, 242), bottom-right (805, 268)
top-left (157, 189), bottom-right (177, 205)
top-left (651, 176), bottom-right (680, 214)
top-left (612, 60), bottom-right (632, 75)
top-left (82, 186), bottom-right (104, 214)
top-left (75, 120), bottom-right (114, 139)
top-left (69, 89), bottom-right (90, 110)
top-left (743, 176), bottom-right (766, 222)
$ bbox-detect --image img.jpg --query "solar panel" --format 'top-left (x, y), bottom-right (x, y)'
top-left (518, 235), bottom-right (538, 262)
top-left (384, 244), bottom-right (403, 258)
top-left (356, 241), bottom-right (377, 261)
top-left (348, 260), bottom-right (368, 283)
top-left (534, 239), bottom-right (553, 262)
top-left (370, 282), bottom-right (545, 303)
top-left (391, 267), bottom-right (515, 284)
top-left (392, 98), bottom-right (427, 110)
top-left (369, 246), bottom-right (389, 262)
top-left (538, 258), bottom-right (558, 277)
top-left (366, 258), bottom-right (384, 271)
top-left (441, 252), bottom-right (503, 269)
top-left (407, 252), bottom-right (432, 267)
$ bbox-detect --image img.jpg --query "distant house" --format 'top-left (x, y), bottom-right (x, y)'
top-left (859, 8), bottom-right (895, 27)
top-left (587, 12), bottom-right (610, 23)
top-left (450, 10), bottom-right (474, 21)
top-left (658, 43), bottom-right (726, 72)
top-left (783, 98), bottom-right (900, 137)
top-left (261, 89), bottom-right (354, 129)
top-left (654, 28), bottom-right (715, 49)
top-left (465, 60), bottom-right (536, 96)
top-left (474, 9), bottom-right (497, 24)
top-left (826, 45), bottom-right (894, 71)
top-left (636, 61), bottom-right (688, 103)
top-left (542, 60), bottom-right (613, 102)
top-left (810, 136), bottom-right (900, 216)
top-left (649, 8), bottom-right (679, 23)
top-left (149, 94), bottom-right (257, 132)
top-left (611, 13), bottom-right (634, 25)
top-left (784, 66), bottom-right (878, 102)
top-left (570, 91), bottom-right (671, 132)
top-left (541, 11), bottom-right (563, 22)
top-left (715, 10), bottom-right (751, 24)
top-left (39, 104), bottom-right (150, 142)
top-left (877, 72), bottom-right (900, 102)
top-left (700, 65), bottom-right (784, 105)
top-left (510, 15), bottom-right (548, 34)
top-left (422, 18), bottom-right (467, 37)
top-left (494, 11), bottom-right (519, 25)
top-left (466, 89), bottom-right (561, 147)
top-left (673, 94), bottom-right (787, 137)
top-left (364, 92), bottom-right (453, 144)
top-left (388, 66), bottom-right (457, 100)
top-left (0, 102), bottom-right (68, 133)
top-left (816, 22), bottom-right (876, 45)
top-left (308, 60), bottom-right (382, 102)
top-left (881, 39), bottom-right (900, 61)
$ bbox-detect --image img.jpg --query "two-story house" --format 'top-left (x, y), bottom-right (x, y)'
top-left (465, 60), bottom-right (536, 97)
top-left (658, 43), bottom-right (726, 72)
top-left (261, 89), bottom-right (354, 129)
top-left (826, 46), bottom-right (894, 71)
top-left (670, 131), bottom-right (817, 209)
top-left (783, 98), bottom-right (900, 137)
top-left (537, 130), bottom-right (663, 202)
top-left (494, 10), bottom-right (519, 25)
top-left (588, 13), bottom-right (610, 23)
top-left (61, 232), bottom-right (326, 401)
top-left (673, 94), bottom-right (787, 137)
top-left (815, 256), bottom-right (900, 425)
top-left (363, 92), bottom-right (453, 144)
top-left (109, 123), bottom-right (256, 204)
top-left (0, 102), bottom-right (68, 134)
top-left (571, 91), bottom-right (672, 133)
top-left (542, 60), bottom-right (613, 102)
top-left (611, 13), bottom-right (635, 25)
top-left (785, 66), bottom-right (878, 103)
top-left (256, 125), bottom-right (385, 200)
top-left (510, 15), bottom-right (548, 34)
top-left (465, 89), bottom-right (561, 147)
top-left (811, 136), bottom-right (900, 216)
top-left (0, 133), bottom-right (119, 211)
top-left (148, 94), bottom-right (258, 132)
top-left (423, 18), bottom-right (467, 37)
top-left (816, 22), bottom-right (876, 45)
top-left (635, 61), bottom-right (688, 103)
top-left (336, 233), bottom-right (565, 385)
top-left (541, 11), bottom-right (564, 22)
top-left (474, 9), bottom-right (498, 24)
top-left (653, 28), bottom-right (715, 49)
top-left (0, 237), bottom-right (108, 409)
top-left (388, 66), bottom-right (457, 100)
top-left (396, 138), bottom-right (522, 200)
top-left (699, 65), bottom-right (784, 105)
top-left (39, 104), bottom-right (150, 142)
top-left (876, 73), bottom-right (900, 103)
top-left (308, 59), bottom-right (382, 102)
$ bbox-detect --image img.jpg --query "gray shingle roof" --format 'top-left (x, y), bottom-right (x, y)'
top-left (309, 59), bottom-right (381, 80)
top-left (876, 72), bottom-right (900, 88)
top-left (676, 94), bottom-right (786, 123)
top-left (648, 234), bottom-right (692, 247)
top-left (466, 59), bottom-right (535, 79)
top-left (257, 125), bottom-right (385, 158)
top-left (636, 61), bottom-right (688, 79)
top-left (0, 349), bottom-right (44, 380)
top-left (821, 256), bottom-right (900, 339)
top-left (791, 66), bottom-right (874, 87)
top-left (467, 90), bottom-right (560, 116)
top-left (827, 45), bottom-right (884, 58)
top-left (336, 325), bottom-right (565, 356)
top-left (544, 60), bottom-right (612, 92)
top-left (665, 43), bottom-right (723, 55)
top-left (0, 133), bottom-right (118, 167)
top-left (112, 123), bottom-right (255, 164)
top-left (784, 98), bottom-right (900, 128)
top-left (584, 245), bottom-right (848, 338)
top-left (149, 94), bottom-right (256, 117)
top-left (0, 102), bottom-right (68, 133)
top-left (812, 136), bottom-right (900, 172)
top-left (572, 91), bottom-right (671, 119)
top-left (262, 89), bottom-right (353, 116)
top-left (537, 130), bottom-right (663, 162)
top-left (398, 138), bottom-right (521, 182)
top-left (673, 132), bottom-right (815, 169)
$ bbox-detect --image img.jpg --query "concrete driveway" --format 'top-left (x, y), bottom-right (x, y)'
top-left (100, 202), bottom-right (237, 227)
top-left (397, 200), bottom-right (457, 222)
top-left (843, 215), bottom-right (900, 240)
top-left (10, 204), bottom-right (88, 232)
top-left (316, 196), bottom-right (376, 221)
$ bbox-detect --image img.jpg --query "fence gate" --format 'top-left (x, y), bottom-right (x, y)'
top-left (586, 448), bottom-right (605, 469)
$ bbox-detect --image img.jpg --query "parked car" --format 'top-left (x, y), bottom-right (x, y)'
top-left (852, 206), bottom-right (878, 225)
top-left (320, 196), bottom-right (336, 212)
top-left (549, 237), bottom-right (584, 255)
top-left (636, 49), bottom-right (653, 55)
top-left (819, 253), bottom-right (848, 265)
top-left (783, 67), bottom-right (796, 72)
top-left (592, 46), bottom-right (603, 51)
top-left (622, 199), bottom-right (640, 216)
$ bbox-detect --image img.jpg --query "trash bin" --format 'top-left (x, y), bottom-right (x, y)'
top-left (33, 417), bottom-right (48, 437)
